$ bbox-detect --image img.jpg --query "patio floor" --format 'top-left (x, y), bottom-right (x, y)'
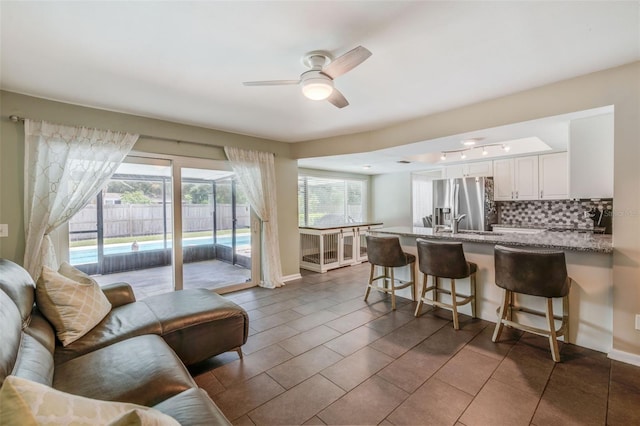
top-left (94, 259), bottom-right (252, 299)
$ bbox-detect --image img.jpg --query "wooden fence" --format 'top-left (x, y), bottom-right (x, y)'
top-left (70, 204), bottom-right (251, 240)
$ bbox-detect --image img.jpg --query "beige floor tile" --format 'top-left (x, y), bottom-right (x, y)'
top-left (325, 310), bottom-right (378, 333)
top-left (318, 375), bottom-right (409, 425)
top-left (267, 345), bottom-right (343, 389)
top-left (321, 346), bottom-right (394, 391)
top-left (387, 377), bottom-right (473, 425)
top-left (323, 325), bottom-right (385, 356)
top-left (241, 324), bottom-right (300, 355)
top-left (248, 375), bottom-right (345, 425)
top-left (370, 316), bottom-right (448, 358)
top-left (434, 347), bottom-right (501, 396)
top-left (213, 344), bottom-right (293, 387)
top-left (459, 378), bottom-right (539, 426)
top-left (212, 373), bottom-right (285, 421)
top-left (278, 325), bottom-right (342, 356)
top-left (250, 309), bottom-right (304, 332)
top-left (288, 310), bottom-right (341, 332)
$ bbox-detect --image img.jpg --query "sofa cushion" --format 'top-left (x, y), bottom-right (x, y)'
top-left (0, 375), bottom-right (179, 426)
top-left (12, 333), bottom-right (54, 386)
top-left (153, 387), bottom-right (231, 426)
top-left (53, 301), bottom-right (162, 365)
top-left (36, 265), bottom-right (112, 346)
top-left (54, 335), bottom-right (196, 407)
top-left (0, 259), bottom-right (36, 326)
top-left (0, 291), bottom-right (22, 384)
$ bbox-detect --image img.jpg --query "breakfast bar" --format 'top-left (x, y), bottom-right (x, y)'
top-left (372, 226), bottom-right (613, 353)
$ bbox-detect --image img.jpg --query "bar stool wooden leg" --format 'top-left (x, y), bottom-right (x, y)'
top-left (450, 279), bottom-right (459, 330)
top-left (390, 268), bottom-right (396, 310)
top-left (364, 264), bottom-right (374, 301)
top-left (415, 272), bottom-right (428, 317)
top-left (410, 263), bottom-right (416, 301)
top-left (432, 276), bottom-right (439, 310)
top-left (546, 298), bottom-right (561, 362)
top-left (492, 289), bottom-right (510, 342)
top-left (563, 293), bottom-right (570, 344)
top-left (470, 272), bottom-right (477, 319)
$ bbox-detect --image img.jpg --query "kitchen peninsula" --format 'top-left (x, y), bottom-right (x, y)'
top-left (373, 226), bottom-right (613, 353)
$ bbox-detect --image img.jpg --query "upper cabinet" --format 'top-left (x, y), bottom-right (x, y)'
top-left (494, 156), bottom-right (539, 201)
top-left (539, 152), bottom-right (568, 200)
top-left (495, 153), bottom-right (569, 201)
top-left (443, 160), bottom-right (493, 178)
top-left (569, 114), bottom-right (614, 199)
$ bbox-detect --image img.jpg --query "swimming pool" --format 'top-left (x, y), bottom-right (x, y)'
top-left (70, 235), bottom-right (251, 265)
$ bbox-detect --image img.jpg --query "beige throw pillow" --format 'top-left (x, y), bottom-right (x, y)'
top-left (36, 264), bottom-right (111, 346)
top-left (0, 375), bottom-right (180, 426)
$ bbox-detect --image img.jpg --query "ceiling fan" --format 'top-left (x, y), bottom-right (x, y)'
top-left (243, 46), bottom-right (372, 108)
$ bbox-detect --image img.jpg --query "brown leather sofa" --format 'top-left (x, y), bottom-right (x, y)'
top-left (0, 258), bottom-right (250, 425)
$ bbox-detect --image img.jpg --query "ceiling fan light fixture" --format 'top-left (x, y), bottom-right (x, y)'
top-left (301, 77), bottom-right (334, 100)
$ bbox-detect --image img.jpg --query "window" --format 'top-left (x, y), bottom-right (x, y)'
top-left (298, 173), bottom-right (368, 227)
top-left (411, 170), bottom-right (442, 227)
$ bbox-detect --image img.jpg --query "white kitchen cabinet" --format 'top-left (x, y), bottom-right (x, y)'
top-left (569, 114), bottom-right (614, 199)
top-left (444, 161), bottom-right (493, 178)
top-left (299, 224), bottom-right (382, 272)
top-left (539, 152), bottom-right (568, 200)
top-left (493, 156), bottom-right (538, 200)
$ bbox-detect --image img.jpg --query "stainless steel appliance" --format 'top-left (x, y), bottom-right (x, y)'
top-left (432, 177), bottom-right (496, 232)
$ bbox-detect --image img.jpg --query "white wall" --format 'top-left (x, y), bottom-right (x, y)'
top-left (371, 172), bottom-right (412, 226)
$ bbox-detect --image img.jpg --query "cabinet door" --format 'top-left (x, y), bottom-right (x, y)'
top-left (443, 164), bottom-right (465, 178)
top-left (539, 152), bottom-right (568, 200)
top-left (514, 156), bottom-right (539, 200)
top-left (466, 161), bottom-right (494, 177)
top-left (493, 159), bottom-right (514, 200)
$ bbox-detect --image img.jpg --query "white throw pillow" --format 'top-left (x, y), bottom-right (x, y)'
top-left (36, 264), bottom-right (112, 346)
top-left (0, 375), bottom-right (179, 426)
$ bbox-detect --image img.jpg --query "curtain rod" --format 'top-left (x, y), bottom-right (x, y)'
top-left (6, 115), bottom-right (275, 156)
top-left (8, 114), bottom-right (214, 145)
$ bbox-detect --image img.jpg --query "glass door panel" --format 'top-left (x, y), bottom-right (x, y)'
top-left (69, 159), bottom-right (174, 298)
top-left (181, 168), bottom-right (252, 291)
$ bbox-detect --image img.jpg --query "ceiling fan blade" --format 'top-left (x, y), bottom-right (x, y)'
top-left (327, 89), bottom-right (349, 108)
top-left (243, 80), bottom-right (300, 86)
top-left (323, 46), bottom-right (372, 79)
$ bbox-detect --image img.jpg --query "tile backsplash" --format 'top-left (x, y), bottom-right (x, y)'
top-left (497, 199), bottom-right (613, 230)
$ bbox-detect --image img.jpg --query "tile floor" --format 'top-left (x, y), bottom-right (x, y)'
top-left (189, 262), bottom-right (640, 425)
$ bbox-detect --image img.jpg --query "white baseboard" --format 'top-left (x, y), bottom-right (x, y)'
top-left (282, 273), bottom-right (302, 283)
top-left (608, 348), bottom-right (640, 367)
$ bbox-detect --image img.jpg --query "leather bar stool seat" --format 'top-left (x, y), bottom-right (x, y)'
top-left (414, 239), bottom-right (477, 330)
top-left (492, 245), bottom-right (572, 362)
top-left (364, 235), bottom-right (416, 310)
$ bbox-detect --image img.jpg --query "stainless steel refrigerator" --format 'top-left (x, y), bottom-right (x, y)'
top-left (432, 177), bottom-right (496, 231)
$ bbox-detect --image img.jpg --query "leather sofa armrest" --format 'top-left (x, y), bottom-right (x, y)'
top-left (101, 282), bottom-right (136, 307)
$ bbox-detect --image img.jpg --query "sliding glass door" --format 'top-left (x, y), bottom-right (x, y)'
top-left (68, 156), bottom-right (256, 297)
top-left (180, 168), bottom-right (251, 291)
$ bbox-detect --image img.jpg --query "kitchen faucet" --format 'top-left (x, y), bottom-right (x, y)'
top-left (452, 214), bottom-right (467, 234)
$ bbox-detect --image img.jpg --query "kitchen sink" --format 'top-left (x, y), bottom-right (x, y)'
top-left (436, 229), bottom-right (502, 236)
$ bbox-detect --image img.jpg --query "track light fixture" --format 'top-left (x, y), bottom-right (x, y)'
top-left (439, 143), bottom-right (511, 161)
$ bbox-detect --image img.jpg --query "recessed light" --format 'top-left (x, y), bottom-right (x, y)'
top-left (462, 137), bottom-right (484, 146)
top-left (440, 153), bottom-right (447, 161)
top-left (460, 152), bottom-right (467, 159)
top-left (362, 165), bottom-right (371, 169)
top-left (482, 147), bottom-right (488, 156)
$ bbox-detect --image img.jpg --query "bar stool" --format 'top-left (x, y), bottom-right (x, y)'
top-left (492, 245), bottom-right (572, 362)
top-left (364, 235), bottom-right (416, 310)
top-left (414, 239), bottom-right (477, 330)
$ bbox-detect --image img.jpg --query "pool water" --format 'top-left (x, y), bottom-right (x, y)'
top-left (70, 235), bottom-right (251, 265)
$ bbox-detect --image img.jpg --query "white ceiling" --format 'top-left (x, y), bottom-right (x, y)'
top-left (1, 1), bottom-right (638, 148)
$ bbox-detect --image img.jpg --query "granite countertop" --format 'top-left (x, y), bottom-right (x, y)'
top-left (299, 222), bottom-right (383, 231)
top-left (374, 226), bottom-right (613, 254)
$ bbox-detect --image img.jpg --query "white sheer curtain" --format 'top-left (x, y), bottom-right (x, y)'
top-left (224, 147), bottom-right (284, 289)
top-left (23, 119), bottom-right (138, 280)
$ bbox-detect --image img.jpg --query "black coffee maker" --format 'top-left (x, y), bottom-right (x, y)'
top-left (587, 206), bottom-right (612, 234)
